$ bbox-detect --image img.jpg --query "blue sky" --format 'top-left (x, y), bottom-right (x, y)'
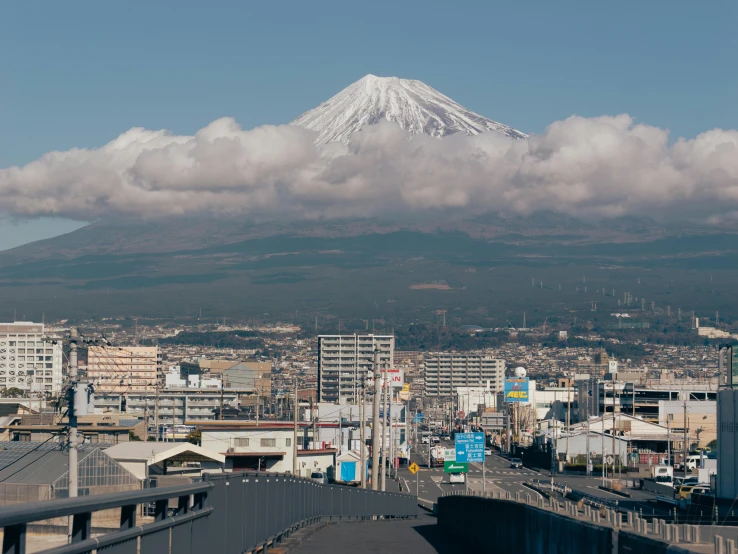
top-left (0, 0), bottom-right (736, 249)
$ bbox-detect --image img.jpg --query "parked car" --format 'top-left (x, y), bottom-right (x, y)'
top-left (677, 484), bottom-right (709, 501)
top-left (510, 458), bottom-right (523, 469)
top-left (431, 436), bottom-right (441, 444)
top-left (310, 471), bottom-right (328, 485)
top-left (675, 455), bottom-right (701, 472)
top-left (674, 476), bottom-right (700, 488)
top-left (484, 448), bottom-right (492, 455)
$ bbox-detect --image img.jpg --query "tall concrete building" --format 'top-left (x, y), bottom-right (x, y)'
top-left (424, 354), bottom-right (505, 397)
top-left (87, 346), bottom-right (161, 393)
top-left (0, 322), bottom-right (63, 394)
top-left (318, 334), bottom-right (394, 404)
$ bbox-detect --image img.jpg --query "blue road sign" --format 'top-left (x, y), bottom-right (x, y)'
top-left (455, 432), bottom-right (485, 463)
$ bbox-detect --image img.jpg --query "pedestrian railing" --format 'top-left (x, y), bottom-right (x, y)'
top-left (0, 472), bottom-right (418, 554)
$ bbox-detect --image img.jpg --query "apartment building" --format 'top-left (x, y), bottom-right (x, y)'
top-left (93, 388), bottom-right (239, 438)
top-left (87, 346), bottom-right (161, 393)
top-left (318, 335), bottom-right (394, 404)
top-left (0, 322), bottom-right (63, 394)
top-left (424, 354), bottom-right (505, 397)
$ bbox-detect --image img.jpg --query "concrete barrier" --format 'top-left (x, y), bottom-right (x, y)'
top-left (437, 495), bottom-right (612, 554)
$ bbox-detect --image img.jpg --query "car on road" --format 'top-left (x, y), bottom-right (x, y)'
top-left (484, 448), bottom-right (492, 455)
top-left (431, 436), bottom-right (441, 444)
top-left (510, 458), bottom-right (523, 469)
top-left (449, 472), bottom-right (465, 484)
top-left (421, 436), bottom-right (430, 444)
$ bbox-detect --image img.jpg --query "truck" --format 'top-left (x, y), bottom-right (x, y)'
top-left (650, 465), bottom-right (673, 484)
top-left (430, 446), bottom-right (445, 468)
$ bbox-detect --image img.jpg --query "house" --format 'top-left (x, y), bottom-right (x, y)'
top-left (195, 422), bottom-right (336, 477)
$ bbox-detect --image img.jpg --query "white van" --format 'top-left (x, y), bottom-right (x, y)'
top-left (449, 472), bottom-right (465, 484)
top-left (675, 455), bottom-right (701, 472)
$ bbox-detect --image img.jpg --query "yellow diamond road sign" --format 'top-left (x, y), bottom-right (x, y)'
top-left (408, 462), bottom-right (419, 475)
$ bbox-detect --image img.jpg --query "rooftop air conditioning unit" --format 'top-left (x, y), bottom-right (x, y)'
top-left (226, 447), bottom-right (235, 454)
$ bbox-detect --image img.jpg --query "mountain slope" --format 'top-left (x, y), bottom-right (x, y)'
top-left (291, 74), bottom-right (527, 144)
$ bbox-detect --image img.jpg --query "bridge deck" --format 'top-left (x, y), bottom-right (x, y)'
top-left (292, 516), bottom-right (455, 553)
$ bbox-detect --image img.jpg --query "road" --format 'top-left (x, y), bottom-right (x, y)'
top-left (398, 443), bottom-right (542, 503)
top-left (398, 442), bottom-right (667, 516)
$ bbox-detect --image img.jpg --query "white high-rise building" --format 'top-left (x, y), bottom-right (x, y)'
top-left (0, 322), bottom-right (63, 394)
top-left (318, 334), bottom-right (394, 404)
top-left (424, 354), bottom-right (505, 397)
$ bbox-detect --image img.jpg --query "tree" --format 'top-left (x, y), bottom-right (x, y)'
top-left (187, 429), bottom-right (201, 446)
top-left (128, 431), bottom-right (141, 441)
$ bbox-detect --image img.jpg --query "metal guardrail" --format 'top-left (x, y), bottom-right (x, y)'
top-left (0, 472), bottom-right (418, 554)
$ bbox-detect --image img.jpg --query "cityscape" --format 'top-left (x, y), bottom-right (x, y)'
top-left (0, 1), bottom-right (736, 553)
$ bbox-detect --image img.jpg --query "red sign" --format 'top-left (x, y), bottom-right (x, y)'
top-left (457, 411), bottom-right (465, 419)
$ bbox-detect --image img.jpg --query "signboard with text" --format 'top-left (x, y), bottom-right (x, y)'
top-left (504, 378), bottom-right (529, 403)
top-left (455, 432), bottom-right (485, 463)
top-left (367, 368), bottom-right (405, 389)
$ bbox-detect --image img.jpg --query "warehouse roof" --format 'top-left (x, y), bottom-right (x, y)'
top-left (0, 441), bottom-right (100, 485)
top-left (104, 442), bottom-right (225, 465)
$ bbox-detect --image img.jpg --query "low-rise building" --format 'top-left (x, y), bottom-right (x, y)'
top-left (196, 422), bottom-right (336, 477)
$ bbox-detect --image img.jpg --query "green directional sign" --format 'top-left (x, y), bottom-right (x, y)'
top-left (444, 461), bottom-right (468, 473)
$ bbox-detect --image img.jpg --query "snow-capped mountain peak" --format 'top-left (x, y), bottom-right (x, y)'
top-left (291, 74), bottom-right (527, 144)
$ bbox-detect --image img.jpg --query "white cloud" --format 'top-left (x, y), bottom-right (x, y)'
top-left (0, 115), bottom-right (737, 223)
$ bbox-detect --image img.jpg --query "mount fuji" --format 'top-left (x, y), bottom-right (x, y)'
top-left (291, 74), bottom-right (527, 144)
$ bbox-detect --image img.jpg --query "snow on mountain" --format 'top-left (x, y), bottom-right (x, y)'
top-left (291, 74), bottom-right (527, 145)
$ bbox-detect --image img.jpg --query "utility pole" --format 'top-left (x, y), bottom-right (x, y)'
top-left (219, 381), bottom-right (224, 421)
top-left (585, 418), bottom-right (591, 476)
top-left (601, 395), bottom-right (606, 486)
top-left (565, 380), bottom-right (571, 461)
top-left (66, 328), bottom-right (91, 544)
top-left (612, 382), bottom-right (616, 479)
top-left (683, 400), bottom-right (689, 479)
top-left (381, 361), bottom-right (389, 492)
top-left (154, 382), bottom-right (159, 442)
top-left (359, 382), bottom-right (366, 488)
top-left (370, 350), bottom-right (381, 490)
top-left (293, 380), bottom-right (299, 476)
top-left (310, 397), bottom-right (316, 449)
top-left (667, 417), bottom-right (671, 467)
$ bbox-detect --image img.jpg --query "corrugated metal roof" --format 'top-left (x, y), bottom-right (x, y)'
top-left (0, 442), bottom-right (99, 485)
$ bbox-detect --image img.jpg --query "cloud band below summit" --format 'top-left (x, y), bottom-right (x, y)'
top-left (0, 114), bottom-right (737, 223)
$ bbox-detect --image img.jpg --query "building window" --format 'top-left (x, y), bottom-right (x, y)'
top-left (260, 438), bottom-right (276, 447)
top-left (234, 438), bottom-right (249, 447)
top-left (285, 438), bottom-right (292, 447)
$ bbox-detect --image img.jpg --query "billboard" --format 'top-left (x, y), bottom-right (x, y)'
top-left (367, 368), bottom-right (405, 389)
top-left (505, 378), bottom-right (529, 403)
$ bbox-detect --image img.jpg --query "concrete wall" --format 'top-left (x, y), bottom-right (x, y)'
top-left (437, 496), bottom-right (612, 554)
